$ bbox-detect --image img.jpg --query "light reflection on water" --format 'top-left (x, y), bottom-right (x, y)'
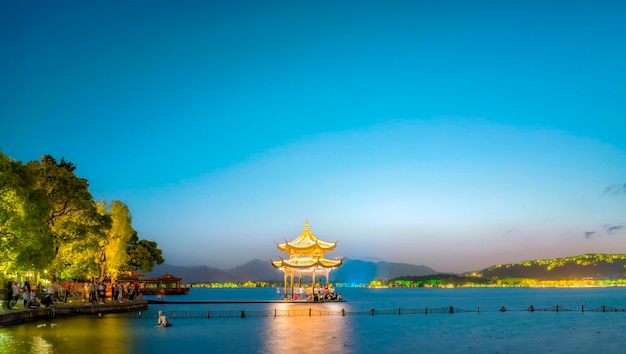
top-left (261, 302), bottom-right (354, 354)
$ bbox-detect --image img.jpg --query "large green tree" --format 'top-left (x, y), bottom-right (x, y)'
top-left (0, 152), bottom-right (54, 273)
top-left (27, 155), bottom-right (109, 280)
top-left (2, 152), bottom-right (166, 281)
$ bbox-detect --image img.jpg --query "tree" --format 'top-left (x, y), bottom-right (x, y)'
top-left (2, 152), bottom-right (165, 281)
top-left (125, 231), bottom-right (165, 273)
top-left (0, 151), bottom-right (55, 274)
top-left (97, 200), bottom-right (135, 281)
top-left (27, 155), bottom-right (108, 280)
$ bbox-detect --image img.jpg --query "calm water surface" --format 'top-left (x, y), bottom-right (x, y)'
top-left (2, 287), bottom-right (626, 353)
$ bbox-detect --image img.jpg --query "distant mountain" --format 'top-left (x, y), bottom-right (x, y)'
top-left (145, 264), bottom-right (231, 283)
top-left (144, 254), bottom-right (626, 284)
top-left (479, 254), bottom-right (626, 280)
top-left (331, 259), bottom-right (438, 283)
top-left (224, 259), bottom-right (283, 282)
top-left (146, 258), bottom-right (438, 283)
top-left (146, 259), bottom-right (284, 283)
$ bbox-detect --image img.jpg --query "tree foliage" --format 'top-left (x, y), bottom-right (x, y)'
top-left (97, 200), bottom-right (134, 280)
top-left (126, 231), bottom-right (165, 273)
top-left (25, 155), bottom-right (109, 279)
top-left (0, 153), bottom-right (54, 272)
top-left (0, 151), bottom-right (164, 281)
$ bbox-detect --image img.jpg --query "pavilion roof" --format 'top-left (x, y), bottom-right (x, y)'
top-left (138, 272), bottom-right (183, 282)
top-left (271, 257), bottom-right (343, 269)
top-left (276, 219), bottom-right (337, 252)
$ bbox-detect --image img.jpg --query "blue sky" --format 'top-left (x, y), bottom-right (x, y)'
top-left (2, 1), bottom-right (625, 273)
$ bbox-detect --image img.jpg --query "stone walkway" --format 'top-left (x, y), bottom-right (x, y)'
top-left (0, 298), bottom-right (148, 326)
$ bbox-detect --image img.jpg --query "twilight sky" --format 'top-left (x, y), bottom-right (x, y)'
top-left (2, 1), bottom-right (625, 273)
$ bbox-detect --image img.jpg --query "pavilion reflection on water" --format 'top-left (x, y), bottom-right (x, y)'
top-left (270, 219), bottom-right (343, 299)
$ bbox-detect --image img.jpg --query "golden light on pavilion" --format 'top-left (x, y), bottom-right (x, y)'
top-left (270, 219), bottom-right (343, 299)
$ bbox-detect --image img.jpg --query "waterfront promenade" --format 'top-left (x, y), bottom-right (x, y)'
top-left (0, 299), bottom-right (148, 326)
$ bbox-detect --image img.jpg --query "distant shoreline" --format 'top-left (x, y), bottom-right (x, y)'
top-left (182, 282), bottom-right (626, 289)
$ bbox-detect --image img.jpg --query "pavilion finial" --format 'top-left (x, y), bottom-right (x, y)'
top-left (304, 218), bottom-right (309, 230)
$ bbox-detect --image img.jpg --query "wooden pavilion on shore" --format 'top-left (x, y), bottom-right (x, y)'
top-left (270, 219), bottom-right (343, 299)
top-left (117, 272), bottom-right (190, 295)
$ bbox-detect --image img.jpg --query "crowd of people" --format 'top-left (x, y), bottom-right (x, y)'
top-left (2, 278), bottom-right (44, 309)
top-left (278, 284), bottom-right (343, 302)
top-left (2, 278), bottom-right (144, 310)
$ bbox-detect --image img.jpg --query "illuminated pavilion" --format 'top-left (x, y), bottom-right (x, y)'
top-left (270, 219), bottom-right (343, 299)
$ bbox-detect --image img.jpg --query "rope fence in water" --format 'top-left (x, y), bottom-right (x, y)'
top-left (134, 304), bottom-right (626, 319)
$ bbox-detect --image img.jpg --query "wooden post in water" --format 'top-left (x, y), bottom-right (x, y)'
top-left (342, 309), bottom-right (345, 316)
top-left (581, 305), bottom-right (584, 312)
top-left (424, 306), bottom-right (428, 314)
top-left (207, 309), bottom-right (211, 318)
top-left (449, 306), bottom-right (454, 314)
top-left (398, 308), bottom-right (401, 315)
top-left (371, 308), bottom-right (375, 316)
top-left (529, 305), bottom-right (535, 312)
top-left (555, 305), bottom-right (559, 312)
top-left (241, 309), bottom-right (246, 318)
top-left (173, 311), bottom-right (177, 318)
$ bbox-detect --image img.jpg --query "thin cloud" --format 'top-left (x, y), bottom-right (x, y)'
top-left (604, 225), bottom-right (624, 234)
top-left (604, 183), bottom-right (626, 196)
top-left (584, 231), bottom-right (595, 239)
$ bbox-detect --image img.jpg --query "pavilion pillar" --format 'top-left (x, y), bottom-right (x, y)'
top-left (283, 270), bottom-right (288, 300)
top-left (311, 268), bottom-right (316, 293)
top-left (290, 272), bottom-right (294, 300)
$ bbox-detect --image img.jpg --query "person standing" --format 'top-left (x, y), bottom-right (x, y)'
top-left (23, 279), bottom-right (31, 307)
top-left (110, 282), bottom-right (116, 302)
top-left (11, 281), bottom-right (20, 309)
top-left (5, 280), bottom-right (13, 309)
top-left (133, 282), bottom-right (139, 300)
top-left (97, 282), bottom-right (106, 304)
top-left (46, 282), bottom-right (55, 302)
top-left (116, 283), bottom-right (124, 303)
top-left (88, 281), bottom-right (96, 303)
top-left (63, 280), bottom-right (71, 303)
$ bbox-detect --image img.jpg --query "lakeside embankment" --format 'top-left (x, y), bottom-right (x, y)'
top-left (0, 300), bottom-right (148, 326)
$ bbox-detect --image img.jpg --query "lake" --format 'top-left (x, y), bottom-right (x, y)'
top-left (2, 287), bottom-right (626, 353)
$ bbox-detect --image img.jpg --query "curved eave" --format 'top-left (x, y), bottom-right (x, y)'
top-left (270, 260), bottom-right (284, 269)
top-left (277, 240), bottom-right (338, 253)
top-left (319, 258), bottom-right (343, 268)
top-left (317, 240), bottom-right (337, 251)
top-left (270, 258), bottom-right (343, 269)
